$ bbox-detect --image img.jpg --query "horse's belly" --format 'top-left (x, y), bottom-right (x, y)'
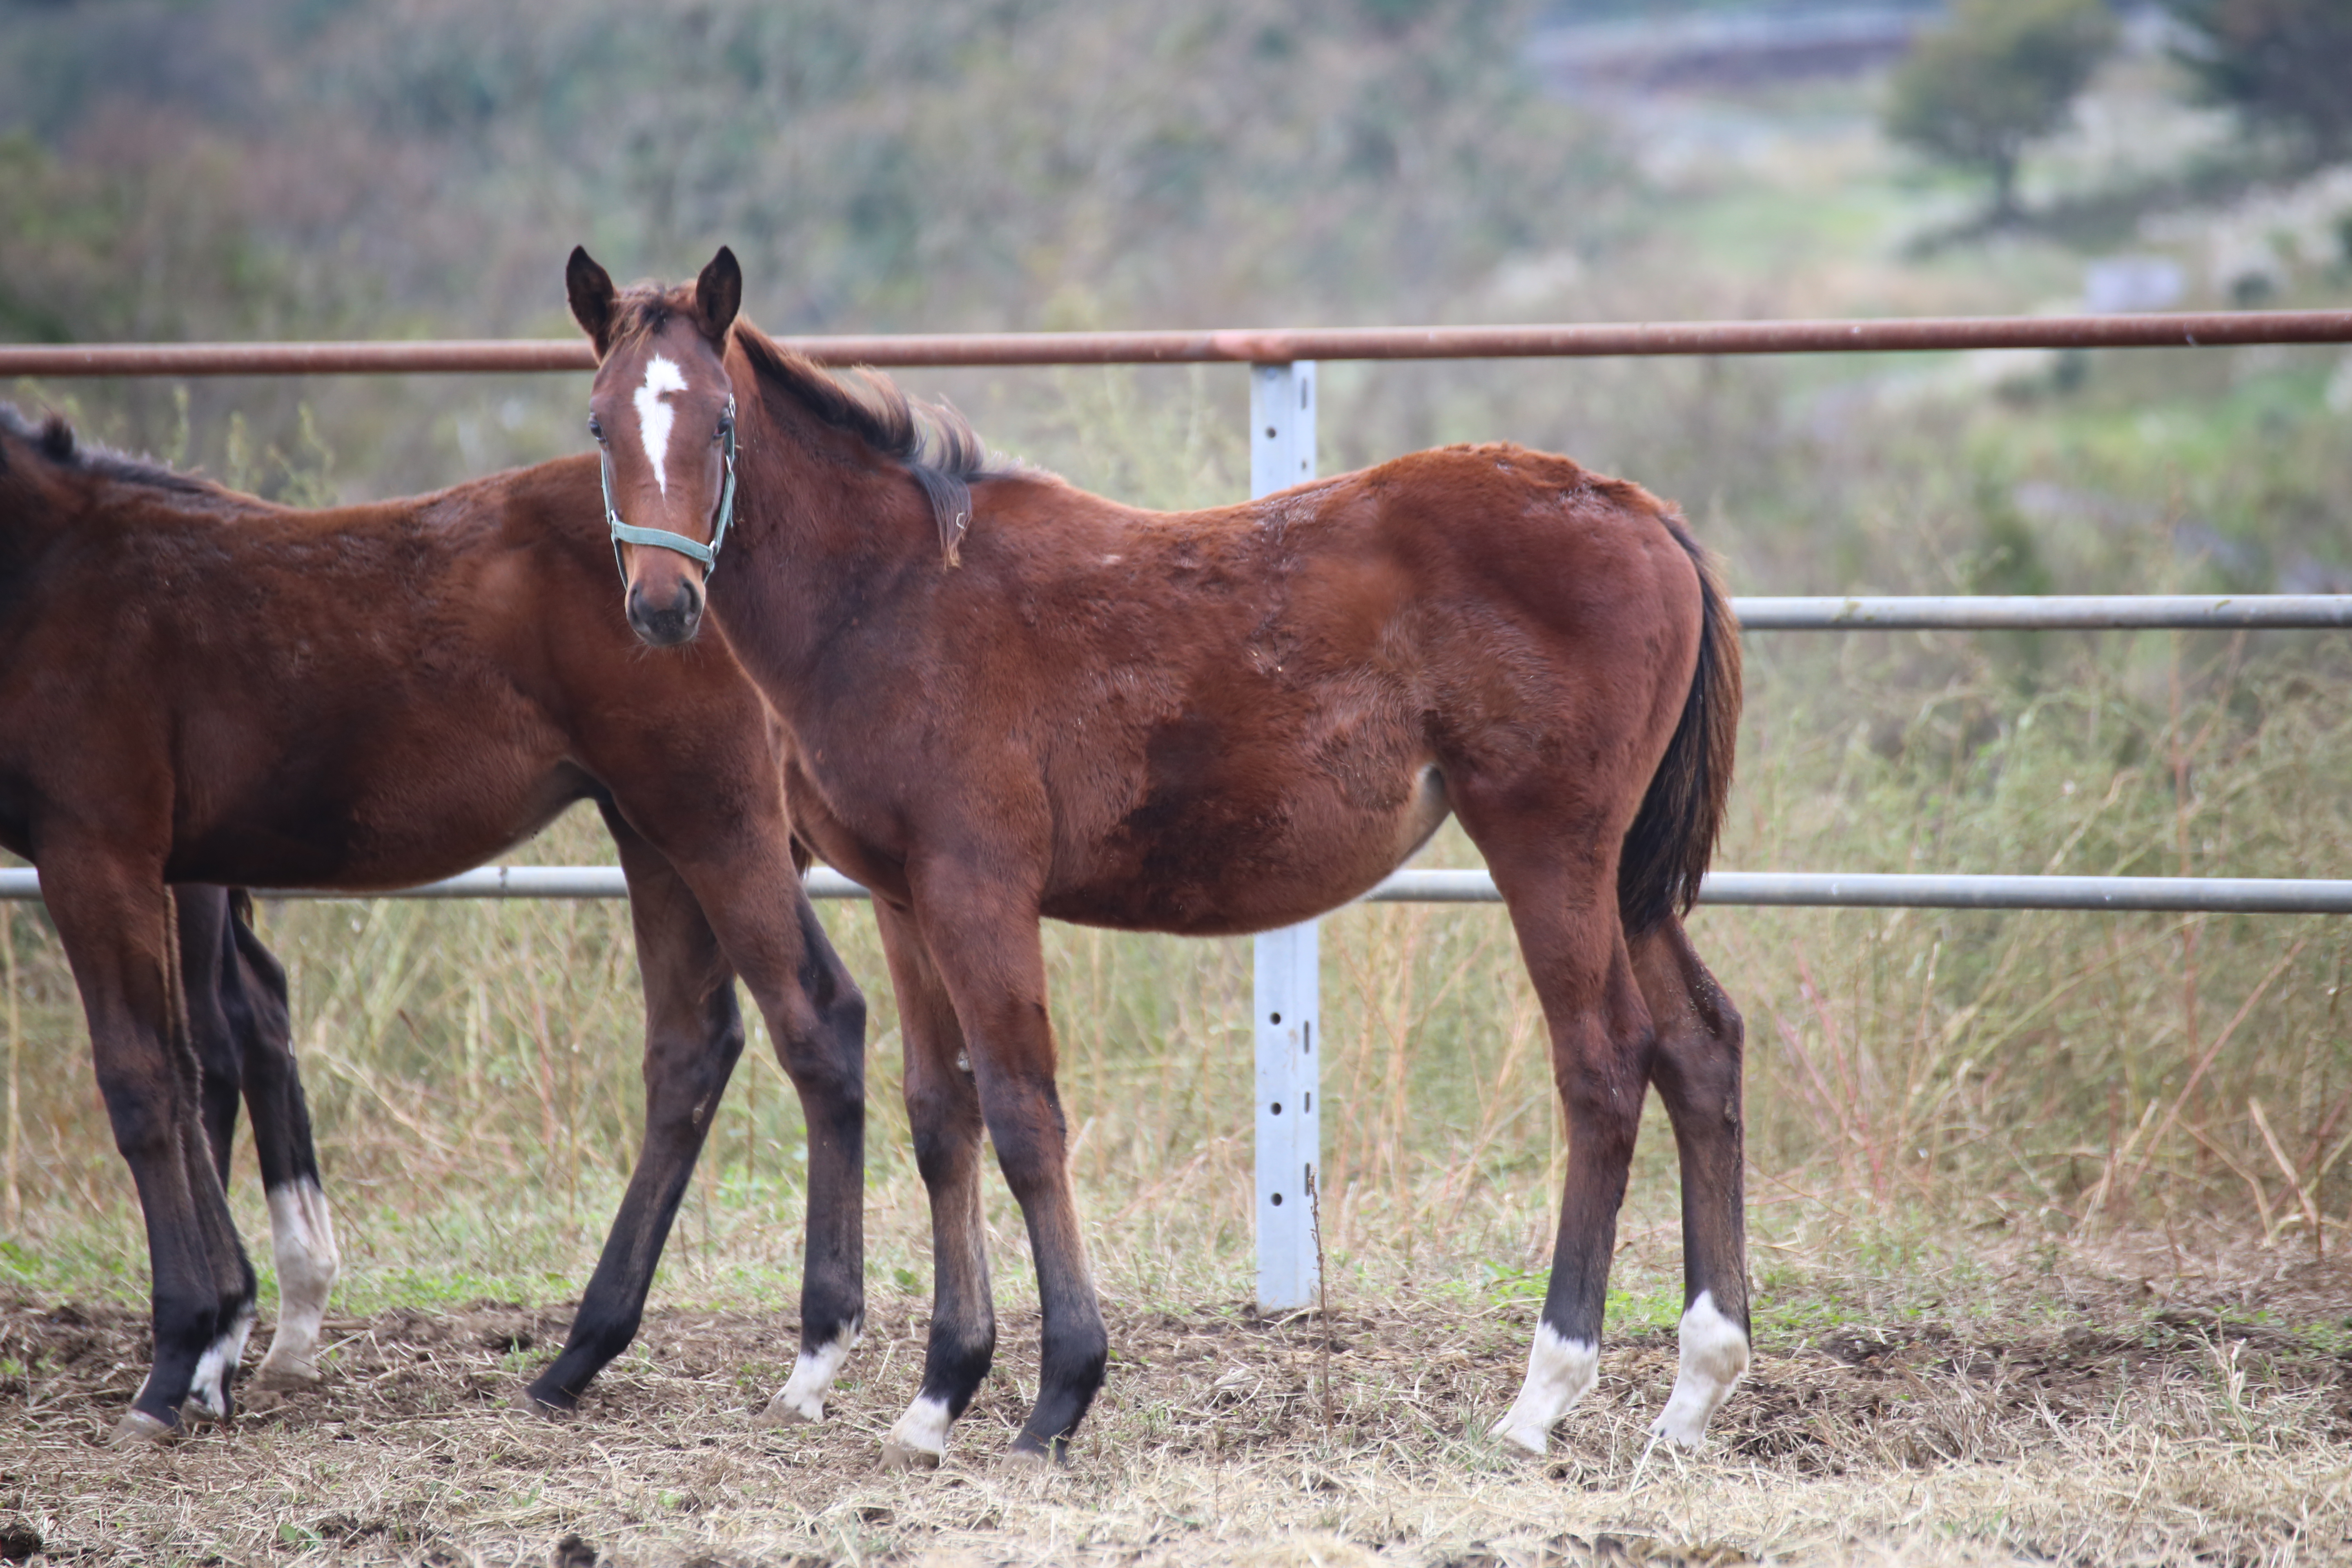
top-left (1047, 760), bottom-right (1450, 937)
top-left (166, 756), bottom-right (586, 892)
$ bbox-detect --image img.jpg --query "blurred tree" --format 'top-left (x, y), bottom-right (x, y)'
top-left (2162, 0), bottom-right (2352, 161)
top-left (1882, 0), bottom-right (2120, 222)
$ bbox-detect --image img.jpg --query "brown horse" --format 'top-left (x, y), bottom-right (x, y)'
top-left (0, 401), bottom-right (867, 1439)
top-left (569, 247), bottom-right (1753, 1466)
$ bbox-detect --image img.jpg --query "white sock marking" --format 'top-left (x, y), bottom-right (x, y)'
top-left (766, 1321), bottom-right (860, 1423)
top-left (257, 1178), bottom-right (340, 1382)
top-left (1649, 1289), bottom-right (1750, 1447)
top-left (888, 1392), bottom-right (956, 1460)
top-left (635, 356), bottom-right (688, 497)
top-left (185, 1304), bottom-right (255, 1419)
top-left (1491, 1322), bottom-right (1599, 1455)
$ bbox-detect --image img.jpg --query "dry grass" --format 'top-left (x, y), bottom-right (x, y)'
top-left (8, 1226), bottom-right (2352, 1567)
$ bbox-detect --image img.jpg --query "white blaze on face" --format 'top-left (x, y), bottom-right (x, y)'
top-left (1491, 1322), bottom-right (1599, 1456)
top-left (634, 355), bottom-right (690, 497)
top-left (1649, 1290), bottom-right (1751, 1448)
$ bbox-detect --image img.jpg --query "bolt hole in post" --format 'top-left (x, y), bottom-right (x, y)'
top-left (1252, 361), bottom-right (1321, 1314)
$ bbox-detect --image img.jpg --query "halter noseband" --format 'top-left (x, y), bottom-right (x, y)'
top-left (603, 396), bottom-right (737, 584)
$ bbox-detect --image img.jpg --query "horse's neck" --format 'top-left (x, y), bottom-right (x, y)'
top-left (721, 400), bottom-right (933, 688)
top-left (4, 470), bottom-right (187, 569)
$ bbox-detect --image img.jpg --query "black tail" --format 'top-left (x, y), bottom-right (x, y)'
top-left (1617, 519), bottom-right (1742, 937)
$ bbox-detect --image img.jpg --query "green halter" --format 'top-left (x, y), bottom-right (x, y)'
top-left (604, 396), bottom-right (737, 583)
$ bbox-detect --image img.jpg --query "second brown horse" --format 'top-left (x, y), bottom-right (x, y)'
top-left (0, 403), bottom-right (866, 1438)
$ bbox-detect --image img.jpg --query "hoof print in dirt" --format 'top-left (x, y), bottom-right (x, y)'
top-left (0, 1518), bottom-right (43, 1563)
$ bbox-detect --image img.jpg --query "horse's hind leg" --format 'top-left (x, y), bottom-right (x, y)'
top-left (216, 891), bottom-right (340, 1391)
top-left (1458, 822), bottom-right (1654, 1457)
top-left (1631, 917), bottom-right (1749, 1447)
top-left (523, 813), bottom-right (748, 1414)
top-left (45, 849), bottom-right (255, 1437)
top-left (873, 901), bottom-right (998, 1469)
top-left (172, 889), bottom-right (244, 1188)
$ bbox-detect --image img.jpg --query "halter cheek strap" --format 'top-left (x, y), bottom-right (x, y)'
top-left (604, 397), bottom-right (737, 584)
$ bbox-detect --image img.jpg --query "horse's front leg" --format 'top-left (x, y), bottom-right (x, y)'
top-left (907, 881), bottom-right (1105, 1464)
top-left (745, 888), bottom-right (868, 1426)
top-left (873, 900), bottom-right (998, 1469)
top-left (45, 846), bottom-right (256, 1439)
top-left (522, 814), bottom-right (745, 1414)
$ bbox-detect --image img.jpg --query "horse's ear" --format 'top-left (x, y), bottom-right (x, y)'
top-left (567, 246), bottom-right (618, 356)
top-left (695, 246), bottom-right (742, 344)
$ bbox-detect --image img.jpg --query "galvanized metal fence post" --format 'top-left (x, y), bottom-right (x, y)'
top-left (1250, 361), bottom-right (1319, 1312)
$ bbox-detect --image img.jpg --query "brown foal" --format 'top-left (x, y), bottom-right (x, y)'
top-left (571, 246), bottom-right (1750, 1466)
top-left (0, 403), bottom-right (866, 1439)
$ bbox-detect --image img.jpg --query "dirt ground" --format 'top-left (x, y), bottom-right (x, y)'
top-left (6, 1259), bottom-right (2352, 1567)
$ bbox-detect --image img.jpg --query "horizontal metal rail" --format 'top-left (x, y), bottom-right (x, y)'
top-left (5, 307), bottom-right (2348, 376)
top-left (1370, 870), bottom-right (2352, 914)
top-left (0, 602), bottom-right (2331, 914)
top-left (1731, 595), bottom-right (2352, 630)
top-left (1, 867), bottom-right (2344, 914)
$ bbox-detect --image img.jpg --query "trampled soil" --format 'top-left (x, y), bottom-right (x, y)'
top-left (5, 1267), bottom-right (2352, 1566)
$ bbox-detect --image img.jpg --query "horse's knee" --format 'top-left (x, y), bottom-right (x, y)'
top-left (641, 1020), bottom-right (743, 1132)
top-left (907, 1098), bottom-right (981, 1185)
top-left (773, 1003), bottom-right (864, 1109)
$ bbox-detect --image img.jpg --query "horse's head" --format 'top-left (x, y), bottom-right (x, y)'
top-left (568, 244), bottom-right (742, 648)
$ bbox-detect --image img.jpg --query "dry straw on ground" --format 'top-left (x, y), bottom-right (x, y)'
top-left (7, 1228), bottom-right (2352, 1567)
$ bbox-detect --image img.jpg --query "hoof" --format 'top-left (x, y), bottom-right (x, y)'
top-left (109, 1410), bottom-right (176, 1447)
top-left (512, 1387), bottom-right (573, 1421)
top-left (1647, 1411), bottom-right (1708, 1450)
top-left (755, 1390), bottom-right (820, 1428)
top-left (1490, 1417), bottom-right (1549, 1458)
top-left (250, 1356), bottom-right (322, 1392)
top-left (996, 1443), bottom-right (1058, 1472)
top-left (880, 1437), bottom-right (942, 1472)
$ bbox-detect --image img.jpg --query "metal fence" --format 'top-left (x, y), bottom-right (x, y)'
top-left (8, 305), bottom-right (2350, 1305)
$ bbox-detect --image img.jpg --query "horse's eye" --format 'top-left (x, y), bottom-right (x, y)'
top-left (586, 414), bottom-right (605, 442)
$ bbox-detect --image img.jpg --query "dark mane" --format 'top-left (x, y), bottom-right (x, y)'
top-left (0, 401), bottom-right (217, 496)
top-left (735, 321), bottom-right (1009, 565)
top-left (615, 289), bottom-right (1007, 565)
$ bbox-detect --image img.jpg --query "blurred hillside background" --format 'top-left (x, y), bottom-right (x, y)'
top-left (2, 0), bottom-right (2351, 1318)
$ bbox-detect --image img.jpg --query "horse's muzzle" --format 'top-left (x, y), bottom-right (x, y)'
top-left (626, 576), bottom-right (706, 648)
